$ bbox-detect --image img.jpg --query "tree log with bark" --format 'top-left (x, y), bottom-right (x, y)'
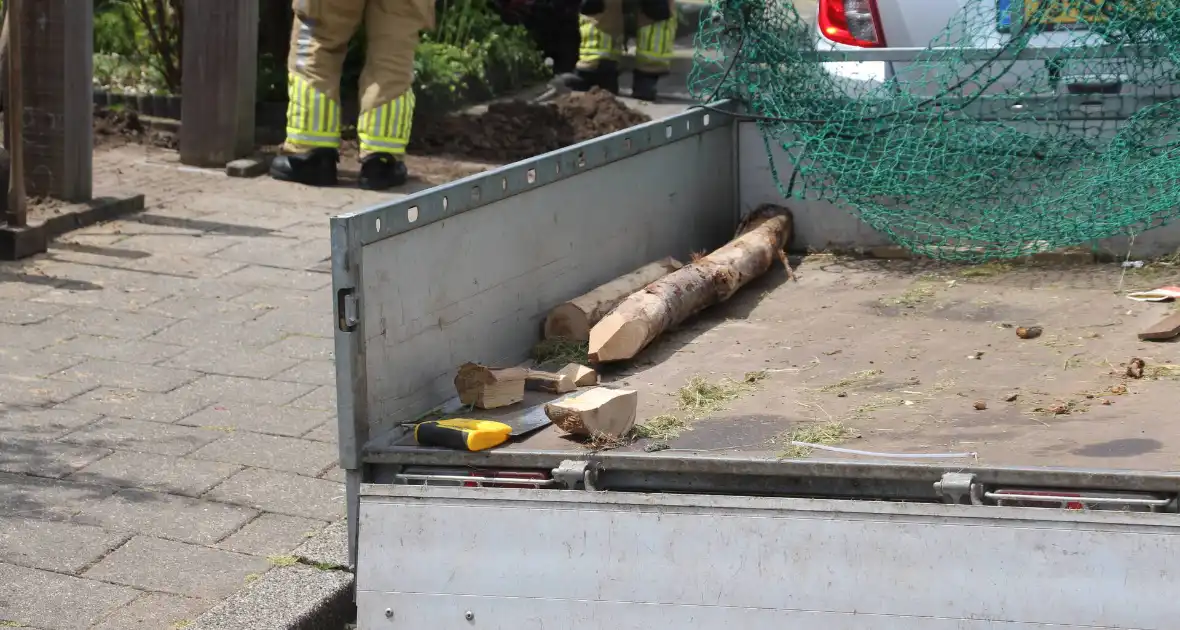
top-left (543, 257), bottom-right (683, 341)
top-left (588, 205), bottom-right (793, 363)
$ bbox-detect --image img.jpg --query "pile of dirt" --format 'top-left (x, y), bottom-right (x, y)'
top-left (93, 106), bottom-right (178, 150)
top-left (409, 88), bottom-right (651, 162)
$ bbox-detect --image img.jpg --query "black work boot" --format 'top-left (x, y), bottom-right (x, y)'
top-left (359, 153), bottom-right (408, 191)
top-left (269, 148), bottom-right (339, 187)
top-left (631, 70), bottom-right (661, 102)
top-left (552, 60), bottom-right (620, 95)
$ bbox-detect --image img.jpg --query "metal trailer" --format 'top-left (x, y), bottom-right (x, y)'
top-left (331, 67), bottom-right (1180, 626)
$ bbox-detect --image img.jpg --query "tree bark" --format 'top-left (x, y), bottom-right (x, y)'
top-left (588, 205), bottom-right (793, 363)
top-left (543, 256), bottom-right (683, 341)
top-left (544, 387), bottom-right (637, 438)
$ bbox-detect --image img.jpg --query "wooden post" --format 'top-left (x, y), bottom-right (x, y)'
top-left (180, 0), bottom-right (259, 167)
top-left (17, 0), bottom-right (93, 203)
top-left (5, 0), bottom-right (26, 227)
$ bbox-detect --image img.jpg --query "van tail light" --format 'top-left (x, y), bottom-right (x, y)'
top-left (818, 0), bottom-right (885, 48)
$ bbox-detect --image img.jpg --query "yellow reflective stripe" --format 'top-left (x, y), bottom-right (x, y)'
top-left (358, 91), bottom-right (415, 156)
top-left (285, 130), bottom-right (340, 148)
top-left (579, 17), bottom-right (619, 61)
top-left (286, 75), bottom-right (341, 147)
top-left (637, 18), bottom-right (677, 61)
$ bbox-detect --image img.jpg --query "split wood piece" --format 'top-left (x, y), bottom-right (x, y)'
top-left (543, 257), bottom-right (684, 341)
top-left (525, 369), bottom-right (576, 394)
top-left (589, 204), bottom-right (793, 363)
top-left (454, 363), bottom-right (527, 409)
top-left (558, 363), bottom-right (598, 387)
top-left (1139, 313), bottom-right (1180, 341)
top-left (544, 387), bottom-right (638, 438)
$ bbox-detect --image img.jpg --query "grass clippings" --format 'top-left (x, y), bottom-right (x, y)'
top-left (630, 370), bottom-right (769, 446)
top-left (818, 369), bottom-right (883, 393)
top-left (530, 338), bottom-right (589, 367)
top-left (267, 554), bottom-right (299, 568)
top-left (1146, 364), bottom-right (1180, 380)
top-left (777, 420), bottom-right (856, 459)
top-left (880, 283), bottom-right (939, 308)
top-left (956, 261), bottom-right (1013, 279)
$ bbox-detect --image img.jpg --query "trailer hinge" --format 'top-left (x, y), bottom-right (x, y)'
top-left (553, 460), bottom-right (597, 490)
top-left (337, 289), bottom-right (359, 332)
top-left (934, 472), bottom-right (982, 505)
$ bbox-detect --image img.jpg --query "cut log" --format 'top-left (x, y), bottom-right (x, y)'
top-left (1139, 313), bottom-right (1180, 341)
top-left (558, 363), bottom-right (598, 387)
top-left (525, 369), bottom-right (576, 394)
top-left (543, 257), bottom-right (683, 341)
top-left (544, 387), bottom-right (638, 438)
top-left (588, 204), bottom-right (793, 363)
top-left (454, 363), bottom-right (527, 409)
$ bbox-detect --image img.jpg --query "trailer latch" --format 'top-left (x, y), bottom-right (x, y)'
top-left (553, 460), bottom-right (596, 490)
top-left (337, 289), bottom-right (359, 332)
top-left (934, 472), bottom-right (981, 505)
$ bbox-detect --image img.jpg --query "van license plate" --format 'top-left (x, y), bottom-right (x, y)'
top-left (1023, 0), bottom-right (1160, 27)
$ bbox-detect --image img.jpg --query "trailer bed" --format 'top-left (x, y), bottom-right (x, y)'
top-left (365, 255), bottom-right (1180, 472)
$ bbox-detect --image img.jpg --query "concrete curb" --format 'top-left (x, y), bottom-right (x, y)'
top-left (188, 564), bottom-right (354, 630)
top-left (0, 193), bottom-right (146, 260)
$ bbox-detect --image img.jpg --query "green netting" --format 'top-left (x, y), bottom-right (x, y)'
top-left (688, 0), bottom-right (1180, 261)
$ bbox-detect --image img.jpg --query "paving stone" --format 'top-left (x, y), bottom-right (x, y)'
top-left (90, 592), bottom-right (213, 630)
top-left (0, 408), bottom-right (100, 440)
top-left (52, 334), bottom-right (188, 364)
top-left (0, 374), bottom-right (96, 407)
top-left (147, 318), bottom-right (286, 348)
top-left (178, 402), bottom-right (329, 437)
top-left (30, 284), bottom-right (168, 311)
top-left (85, 535), bottom-right (269, 599)
top-left (141, 294), bottom-right (268, 325)
top-left (289, 385), bottom-right (336, 411)
top-left (302, 421), bottom-right (338, 444)
top-left (319, 465), bottom-right (346, 482)
top-left (68, 451), bottom-right (242, 497)
top-left (262, 334), bottom-right (335, 361)
top-left (191, 432), bottom-right (337, 476)
top-left (0, 515), bottom-right (130, 573)
top-left (218, 513), bottom-right (328, 556)
top-left (0, 562), bottom-right (141, 630)
top-left (0, 472), bottom-right (118, 521)
top-left (251, 307), bottom-right (335, 338)
top-left (54, 306), bottom-right (178, 340)
top-left (185, 563), bottom-right (354, 630)
top-left (60, 417), bottom-right (224, 456)
top-left (0, 348), bottom-right (85, 378)
top-left (0, 321), bottom-right (77, 350)
top-left (213, 240), bottom-right (329, 270)
top-left (230, 286), bottom-right (331, 314)
top-left (0, 438), bottom-right (112, 478)
top-left (75, 488), bottom-right (257, 545)
top-left (115, 232), bottom-right (237, 257)
top-left (218, 265), bottom-right (333, 291)
top-left (51, 359), bottom-right (201, 393)
top-left (272, 359), bottom-right (337, 386)
top-left (206, 467), bottom-right (344, 520)
top-left (197, 211), bottom-right (306, 233)
top-left (0, 300), bottom-right (68, 325)
top-left (293, 519), bottom-right (348, 569)
top-left (55, 386), bottom-right (208, 423)
top-left (226, 157), bottom-right (270, 178)
top-left (172, 375), bottom-right (317, 406)
top-left (161, 346), bottom-right (302, 379)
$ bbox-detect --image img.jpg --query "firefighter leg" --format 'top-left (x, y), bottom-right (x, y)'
top-left (632, 0), bottom-right (677, 101)
top-left (553, 1), bottom-right (624, 94)
top-left (271, 0), bottom-right (365, 186)
top-left (356, 0), bottom-right (433, 190)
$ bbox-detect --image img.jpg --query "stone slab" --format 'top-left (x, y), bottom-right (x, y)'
top-left (226, 157), bottom-right (271, 178)
top-left (68, 450), bottom-right (242, 497)
top-left (55, 386), bottom-right (209, 423)
top-left (293, 519), bottom-right (348, 569)
top-left (172, 375), bottom-right (317, 406)
top-left (161, 346), bottom-right (302, 379)
top-left (188, 564), bottom-right (354, 630)
top-left (74, 488), bottom-right (257, 545)
top-left (218, 513), bottom-right (328, 557)
top-left (178, 402), bottom-right (330, 437)
top-left (190, 432), bottom-right (337, 476)
top-left (51, 334), bottom-right (189, 364)
top-left (0, 472), bottom-right (118, 521)
top-left (0, 408), bottom-right (100, 441)
top-left (60, 417), bottom-right (224, 456)
top-left (0, 374), bottom-right (97, 407)
top-left (90, 592), bottom-right (213, 630)
top-left (0, 438), bottom-right (112, 478)
top-left (51, 358), bottom-right (201, 393)
top-left (205, 467), bottom-right (344, 521)
top-left (301, 421), bottom-right (337, 443)
top-left (84, 535), bottom-right (269, 599)
top-left (0, 562), bottom-right (142, 630)
top-left (272, 360), bottom-right (336, 387)
top-left (0, 516), bottom-right (130, 574)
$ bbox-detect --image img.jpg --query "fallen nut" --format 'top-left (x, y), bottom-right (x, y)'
top-left (1047, 402), bottom-right (1070, 415)
top-left (1126, 358), bottom-right (1145, 379)
top-left (1101, 399), bottom-right (1112, 406)
top-left (1003, 393), bottom-right (1019, 402)
top-left (1016, 326), bottom-right (1043, 340)
top-left (1111, 384), bottom-right (1128, 395)
top-left (973, 400), bottom-right (987, 410)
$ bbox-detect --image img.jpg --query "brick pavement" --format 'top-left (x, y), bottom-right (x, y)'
top-left (0, 146), bottom-right (414, 629)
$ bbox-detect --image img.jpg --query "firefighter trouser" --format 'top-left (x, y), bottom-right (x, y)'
top-left (284, 0), bottom-right (434, 157)
top-left (577, 0), bottom-right (677, 75)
